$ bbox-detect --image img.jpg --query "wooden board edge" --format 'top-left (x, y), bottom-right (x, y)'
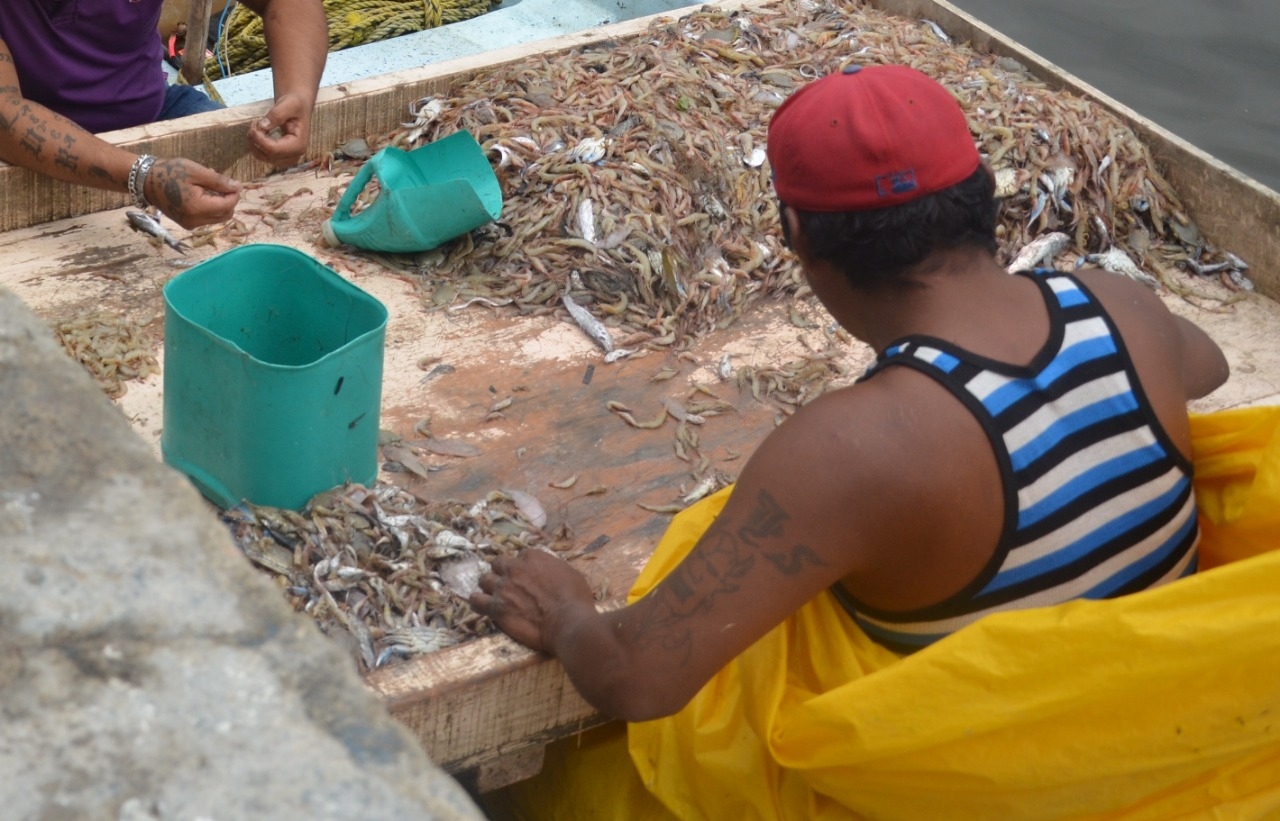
top-left (364, 600), bottom-right (624, 773)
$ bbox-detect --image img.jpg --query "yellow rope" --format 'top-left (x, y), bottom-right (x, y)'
top-left (206, 0), bottom-right (492, 80)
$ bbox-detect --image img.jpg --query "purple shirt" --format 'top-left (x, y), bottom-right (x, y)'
top-left (0, 0), bottom-right (168, 133)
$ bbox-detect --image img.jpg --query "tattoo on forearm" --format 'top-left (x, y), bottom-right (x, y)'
top-left (54, 146), bottom-right (77, 172)
top-left (631, 488), bottom-right (827, 662)
top-left (19, 127), bottom-right (44, 156)
top-left (149, 160), bottom-right (192, 220)
top-left (632, 529), bottom-right (756, 661)
top-left (737, 489), bottom-right (790, 547)
top-left (763, 544), bottom-right (826, 574)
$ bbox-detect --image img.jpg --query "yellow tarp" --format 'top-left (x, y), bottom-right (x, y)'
top-left (484, 406), bottom-right (1280, 820)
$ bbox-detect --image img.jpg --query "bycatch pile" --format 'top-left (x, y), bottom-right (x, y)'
top-left (222, 482), bottom-right (571, 673)
top-left (53, 311), bottom-right (159, 399)
top-left (315, 0), bottom-right (1250, 351)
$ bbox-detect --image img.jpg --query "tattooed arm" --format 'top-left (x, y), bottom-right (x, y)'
top-left (238, 0), bottom-right (328, 167)
top-left (471, 384), bottom-right (921, 721)
top-left (0, 38), bottom-right (241, 229)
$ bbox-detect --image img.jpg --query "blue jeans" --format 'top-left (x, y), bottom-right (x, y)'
top-left (159, 84), bottom-right (225, 121)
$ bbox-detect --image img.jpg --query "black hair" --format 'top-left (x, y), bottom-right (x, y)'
top-left (786, 165), bottom-right (997, 291)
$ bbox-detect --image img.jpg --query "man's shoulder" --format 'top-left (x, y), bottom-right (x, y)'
top-left (760, 373), bottom-right (957, 477)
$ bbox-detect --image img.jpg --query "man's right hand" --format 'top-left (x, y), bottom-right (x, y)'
top-left (143, 158), bottom-right (242, 229)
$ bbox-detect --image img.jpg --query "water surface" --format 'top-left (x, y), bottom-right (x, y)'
top-left (948, 0), bottom-right (1280, 193)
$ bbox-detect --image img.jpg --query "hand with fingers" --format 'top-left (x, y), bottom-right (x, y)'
top-left (248, 92), bottom-right (313, 168)
top-left (143, 157), bottom-right (242, 229)
top-left (470, 550), bottom-right (598, 654)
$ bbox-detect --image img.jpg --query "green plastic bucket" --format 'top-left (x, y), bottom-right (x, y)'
top-left (161, 244), bottom-right (388, 510)
top-left (320, 130), bottom-right (503, 253)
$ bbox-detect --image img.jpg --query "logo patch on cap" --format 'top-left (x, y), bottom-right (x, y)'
top-left (876, 170), bottom-right (919, 197)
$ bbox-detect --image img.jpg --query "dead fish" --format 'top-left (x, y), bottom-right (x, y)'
top-left (126, 210), bottom-right (188, 254)
top-left (563, 292), bottom-right (614, 353)
top-left (503, 488), bottom-right (548, 529)
top-left (1082, 247), bottom-right (1160, 289)
top-left (577, 198), bottom-right (596, 243)
top-left (1182, 259), bottom-right (1232, 277)
top-left (438, 555), bottom-right (490, 600)
top-left (1026, 190), bottom-right (1048, 227)
top-left (922, 19), bottom-right (950, 42)
top-left (1006, 231), bottom-right (1070, 273)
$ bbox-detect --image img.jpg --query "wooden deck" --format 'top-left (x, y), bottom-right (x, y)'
top-left (2, 0), bottom-right (1279, 789)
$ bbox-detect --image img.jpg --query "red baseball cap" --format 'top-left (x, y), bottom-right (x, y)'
top-left (767, 64), bottom-right (980, 212)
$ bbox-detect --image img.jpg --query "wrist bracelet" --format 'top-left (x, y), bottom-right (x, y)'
top-left (128, 154), bottom-right (157, 208)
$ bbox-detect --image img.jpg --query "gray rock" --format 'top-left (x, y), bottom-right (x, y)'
top-left (0, 287), bottom-right (484, 821)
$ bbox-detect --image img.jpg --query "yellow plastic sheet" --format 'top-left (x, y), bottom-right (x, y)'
top-left (485, 406), bottom-right (1280, 820)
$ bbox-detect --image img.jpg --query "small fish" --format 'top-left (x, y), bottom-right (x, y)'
top-left (1006, 231), bottom-right (1070, 274)
top-left (922, 19), bottom-right (950, 42)
top-left (576, 198), bottom-right (596, 243)
top-left (1026, 190), bottom-right (1048, 227)
top-left (126, 210), bottom-right (188, 254)
top-left (1183, 259), bottom-right (1232, 277)
top-left (1091, 215), bottom-right (1111, 251)
top-left (563, 292), bottom-right (615, 353)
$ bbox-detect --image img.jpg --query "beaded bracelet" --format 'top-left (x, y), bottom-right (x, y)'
top-left (128, 154), bottom-right (158, 209)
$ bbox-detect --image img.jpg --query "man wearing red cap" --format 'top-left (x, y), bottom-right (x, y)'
top-left (472, 66), bottom-right (1243, 816)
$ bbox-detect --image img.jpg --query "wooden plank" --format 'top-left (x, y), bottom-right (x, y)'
top-left (181, 0), bottom-right (215, 87)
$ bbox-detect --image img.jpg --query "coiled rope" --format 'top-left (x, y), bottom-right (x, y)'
top-left (206, 0), bottom-right (495, 80)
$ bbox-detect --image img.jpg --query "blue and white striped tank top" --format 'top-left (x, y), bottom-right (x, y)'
top-left (833, 269), bottom-right (1199, 654)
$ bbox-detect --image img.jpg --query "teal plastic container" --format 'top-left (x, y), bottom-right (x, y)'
top-left (161, 244), bottom-right (388, 510)
top-left (321, 130), bottom-right (503, 253)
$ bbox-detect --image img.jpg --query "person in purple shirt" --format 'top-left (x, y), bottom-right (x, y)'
top-left (0, 0), bottom-right (327, 229)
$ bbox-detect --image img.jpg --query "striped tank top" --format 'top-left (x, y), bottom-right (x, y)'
top-left (833, 269), bottom-right (1200, 653)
